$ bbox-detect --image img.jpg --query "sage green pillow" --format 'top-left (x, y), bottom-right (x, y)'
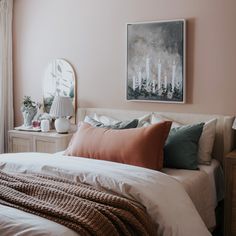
top-left (164, 123), bottom-right (204, 170)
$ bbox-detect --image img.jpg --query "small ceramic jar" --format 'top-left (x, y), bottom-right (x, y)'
top-left (41, 119), bottom-right (50, 132)
top-left (32, 120), bottom-right (41, 128)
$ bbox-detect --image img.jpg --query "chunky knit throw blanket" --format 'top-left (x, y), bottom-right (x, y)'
top-left (0, 170), bottom-right (156, 236)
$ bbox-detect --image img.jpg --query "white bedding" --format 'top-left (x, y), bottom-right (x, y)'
top-left (162, 159), bottom-right (223, 230)
top-left (0, 152), bottom-right (211, 236)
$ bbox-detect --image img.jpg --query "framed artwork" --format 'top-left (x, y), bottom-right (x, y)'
top-left (43, 59), bottom-right (77, 123)
top-left (126, 19), bottom-right (186, 103)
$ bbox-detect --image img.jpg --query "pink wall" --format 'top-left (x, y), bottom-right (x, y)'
top-left (13, 0), bottom-right (236, 126)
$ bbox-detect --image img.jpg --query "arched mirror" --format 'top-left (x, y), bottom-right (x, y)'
top-left (43, 59), bottom-right (76, 123)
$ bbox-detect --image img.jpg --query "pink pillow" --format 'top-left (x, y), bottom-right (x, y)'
top-left (64, 121), bottom-right (171, 170)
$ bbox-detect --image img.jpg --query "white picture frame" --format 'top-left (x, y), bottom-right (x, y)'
top-left (126, 19), bottom-right (186, 103)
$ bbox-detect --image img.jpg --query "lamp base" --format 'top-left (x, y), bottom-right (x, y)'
top-left (54, 118), bottom-right (70, 134)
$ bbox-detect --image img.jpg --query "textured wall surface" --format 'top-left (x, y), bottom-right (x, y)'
top-left (13, 0), bottom-right (236, 125)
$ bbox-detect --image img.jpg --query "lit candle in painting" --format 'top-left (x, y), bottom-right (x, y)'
top-left (164, 74), bottom-right (168, 90)
top-left (152, 80), bottom-right (155, 93)
top-left (138, 71), bottom-right (142, 90)
top-left (146, 57), bottom-right (150, 82)
top-left (157, 59), bottom-right (161, 90)
top-left (172, 61), bottom-right (176, 91)
top-left (133, 76), bottom-right (136, 91)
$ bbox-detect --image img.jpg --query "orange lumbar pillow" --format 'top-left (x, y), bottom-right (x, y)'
top-left (64, 121), bottom-right (172, 170)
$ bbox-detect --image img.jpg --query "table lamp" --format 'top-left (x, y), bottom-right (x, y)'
top-left (50, 96), bottom-right (74, 134)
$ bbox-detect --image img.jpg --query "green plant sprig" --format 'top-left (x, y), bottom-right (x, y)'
top-left (22, 96), bottom-right (36, 108)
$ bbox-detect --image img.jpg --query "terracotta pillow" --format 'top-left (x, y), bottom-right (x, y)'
top-left (64, 121), bottom-right (172, 170)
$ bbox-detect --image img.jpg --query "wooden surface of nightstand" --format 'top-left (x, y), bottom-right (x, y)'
top-left (8, 130), bottom-right (73, 154)
top-left (224, 150), bottom-right (236, 236)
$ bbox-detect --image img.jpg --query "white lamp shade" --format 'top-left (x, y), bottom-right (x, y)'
top-left (232, 118), bottom-right (236, 130)
top-left (50, 96), bottom-right (74, 118)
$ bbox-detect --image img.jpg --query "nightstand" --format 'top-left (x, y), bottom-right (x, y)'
top-left (224, 150), bottom-right (236, 236)
top-left (8, 130), bottom-right (73, 154)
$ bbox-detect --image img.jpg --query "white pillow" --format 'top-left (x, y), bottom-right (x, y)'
top-left (197, 119), bottom-right (217, 165)
top-left (86, 113), bottom-right (152, 128)
top-left (151, 114), bottom-right (217, 165)
top-left (90, 113), bottom-right (119, 126)
top-left (151, 114), bottom-right (181, 128)
top-left (137, 114), bottom-right (152, 127)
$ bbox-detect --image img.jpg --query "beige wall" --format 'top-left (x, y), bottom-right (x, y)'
top-left (13, 0), bottom-right (236, 126)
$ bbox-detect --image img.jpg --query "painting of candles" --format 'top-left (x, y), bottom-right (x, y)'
top-left (127, 20), bottom-right (186, 103)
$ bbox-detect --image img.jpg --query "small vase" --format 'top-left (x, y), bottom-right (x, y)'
top-left (21, 106), bottom-right (37, 127)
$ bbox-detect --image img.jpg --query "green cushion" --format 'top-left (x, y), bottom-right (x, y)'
top-left (164, 123), bottom-right (204, 170)
top-left (84, 116), bottom-right (139, 129)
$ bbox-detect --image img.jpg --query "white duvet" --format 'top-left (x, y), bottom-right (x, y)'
top-left (0, 152), bottom-right (211, 236)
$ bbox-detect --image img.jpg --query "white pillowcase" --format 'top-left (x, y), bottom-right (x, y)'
top-left (151, 114), bottom-right (217, 165)
top-left (137, 114), bottom-right (152, 127)
top-left (151, 114), bottom-right (182, 129)
top-left (87, 113), bottom-right (152, 128)
top-left (197, 119), bottom-right (217, 164)
top-left (90, 113), bottom-right (119, 126)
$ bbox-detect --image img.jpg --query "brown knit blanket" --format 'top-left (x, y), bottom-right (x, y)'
top-left (0, 170), bottom-right (156, 236)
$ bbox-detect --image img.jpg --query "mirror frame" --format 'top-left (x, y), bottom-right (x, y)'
top-left (43, 59), bottom-right (77, 124)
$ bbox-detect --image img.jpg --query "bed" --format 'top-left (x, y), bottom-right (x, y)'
top-left (0, 108), bottom-right (235, 236)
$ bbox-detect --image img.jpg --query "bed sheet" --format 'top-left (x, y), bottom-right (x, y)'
top-left (162, 159), bottom-right (223, 230)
